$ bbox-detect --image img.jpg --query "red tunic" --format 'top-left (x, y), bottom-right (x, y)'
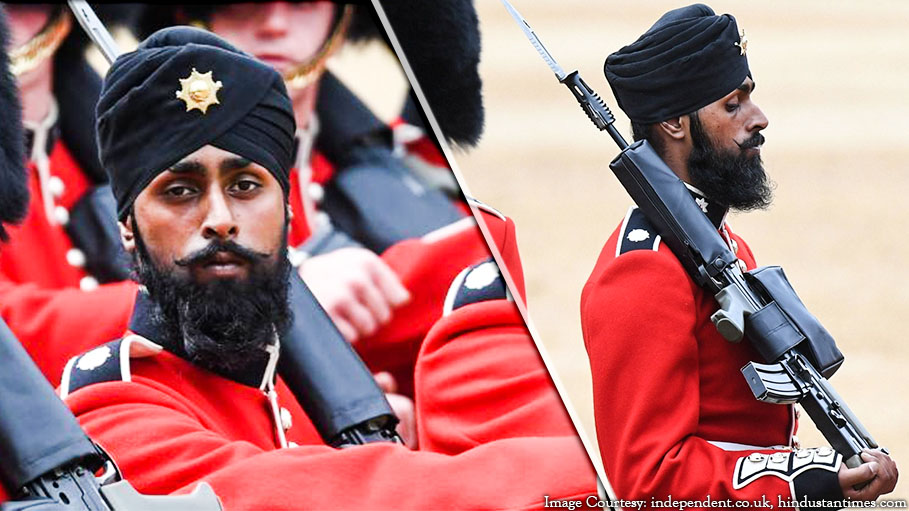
top-left (581, 207), bottom-right (840, 507)
top-left (62, 300), bottom-right (596, 510)
top-left (357, 205), bottom-right (526, 397)
top-left (416, 298), bottom-right (574, 454)
top-left (0, 140), bottom-right (137, 386)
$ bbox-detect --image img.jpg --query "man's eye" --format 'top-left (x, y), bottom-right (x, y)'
top-left (232, 180), bottom-right (261, 193)
top-left (726, 103), bottom-right (740, 113)
top-left (164, 185), bottom-right (196, 197)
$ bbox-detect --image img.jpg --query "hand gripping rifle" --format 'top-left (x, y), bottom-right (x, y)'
top-left (67, 0), bottom-right (402, 448)
top-left (501, 0), bottom-right (881, 468)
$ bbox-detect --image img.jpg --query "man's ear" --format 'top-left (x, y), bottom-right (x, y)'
top-left (657, 116), bottom-right (687, 141)
top-left (120, 216), bottom-right (135, 254)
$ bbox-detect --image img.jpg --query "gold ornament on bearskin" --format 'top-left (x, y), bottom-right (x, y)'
top-left (176, 68), bottom-right (223, 114)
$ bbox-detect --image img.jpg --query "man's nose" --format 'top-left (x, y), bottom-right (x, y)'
top-left (258, 2), bottom-right (290, 37)
top-left (201, 188), bottom-right (238, 240)
top-left (748, 103), bottom-right (769, 132)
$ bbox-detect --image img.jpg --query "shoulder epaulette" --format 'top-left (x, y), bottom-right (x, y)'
top-left (466, 196), bottom-right (506, 222)
top-left (60, 335), bottom-right (162, 399)
top-left (443, 258), bottom-right (512, 316)
top-left (616, 206), bottom-right (662, 257)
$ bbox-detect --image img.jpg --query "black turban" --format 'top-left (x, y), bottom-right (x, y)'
top-left (604, 4), bottom-right (750, 124)
top-left (96, 27), bottom-right (296, 220)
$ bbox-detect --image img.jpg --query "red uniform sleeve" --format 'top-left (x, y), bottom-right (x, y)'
top-left (0, 276), bottom-right (136, 386)
top-left (581, 248), bottom-right (835, 507)
top-left (67, 378), bottom-right (596, 510)
top-left (354, 220), bottom-right (492, 395)
top-left (477, 210), bottom-right (526, 304)
top-left (415, 299), bottom-right (578, 454)
top-left (356, 209), bottom-right (527, 397)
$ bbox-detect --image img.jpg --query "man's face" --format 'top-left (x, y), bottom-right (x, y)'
top-left (208, 2), bottom-right (336, 75)
top-left (123, 145), bottom-right (291, 373)
top-left (126, 145), bottom-right (286, 283)
top-left (687, 77), bottom-right (773, 211)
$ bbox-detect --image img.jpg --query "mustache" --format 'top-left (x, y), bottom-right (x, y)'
top-left (736, 132), bottom-right (765, 151)
top-left (174, 239), bottom-right (271, 267)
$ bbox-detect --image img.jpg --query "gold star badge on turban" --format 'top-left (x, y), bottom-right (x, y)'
top-left (176, 68), bottom-right (223, 114)
top-left (734, 29), bottom-right (748, 56)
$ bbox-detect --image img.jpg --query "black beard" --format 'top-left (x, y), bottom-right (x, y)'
top-left (132, 221), bottom-right (292, 377)
top-left (687, 113), bottom-right (773, 211)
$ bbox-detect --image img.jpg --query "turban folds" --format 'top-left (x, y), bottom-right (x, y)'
top-left (96, 27), bottom-right (296, 219)
top-left (604, 4), bottom-right (750, 124)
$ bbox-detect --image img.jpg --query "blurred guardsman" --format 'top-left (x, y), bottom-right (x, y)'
top-left (59, 27), bottom-right (595, 509)
top-left (0, 5), bottom-right (143, 386)
top-left (581, 4), bottom-right (897, 507)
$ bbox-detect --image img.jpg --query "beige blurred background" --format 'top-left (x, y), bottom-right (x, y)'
top-left (449, 0), bottom-right (909, 499)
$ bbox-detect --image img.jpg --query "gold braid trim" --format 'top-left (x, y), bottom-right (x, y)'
top-left (10, 9), bottom-right (73, 77)
top-left (282, 4), bottom-right (353, 91)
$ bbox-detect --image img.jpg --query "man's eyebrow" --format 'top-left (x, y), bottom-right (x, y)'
top-left (168, 160), bottom-right (206, 175)
top-left (220, 157), bottom-right (253, 172)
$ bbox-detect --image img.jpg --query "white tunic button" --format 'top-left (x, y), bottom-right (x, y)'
top-left (280, 407), bottom-right (293, 431)
top-left (66, 248), bottom-right (86, 268)
top-left (53, 206), bottom-right (70, 225)
top-left (48, 176), bottom-right (66, 198)
top-left (747, 453), bottom-right (766, 462)
top-left (307, 182), bottom-right (324, 203)
top-left (770, 453), bottom-right (787, 463)
top-left (79, 276), bottom-right (99, 291)
top-left (731, 239), bottom-right (739, 253)
top-left (737, 259), bottom-right (747, 272)
top-left (287, 247), bottom-right (309, 268)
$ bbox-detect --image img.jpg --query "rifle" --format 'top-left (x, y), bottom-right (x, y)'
top-left (0, 319), bottom-right (221, 511)
top-left (502, 0), bottom-right (881, 468)
top-left (67, 0), bottom-right (402, 449)
top-left (282, 274), bottom-right (403, 447)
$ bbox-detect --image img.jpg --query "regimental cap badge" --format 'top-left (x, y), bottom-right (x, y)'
top-left (176, 68), bottom-right (223, 114)
top-left (734, 28), bottom-right (748, 56)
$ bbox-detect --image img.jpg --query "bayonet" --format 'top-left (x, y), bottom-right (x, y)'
top-left (500, 0), bottom-right (627, 148)
top-left (500, 0), bottom-right (566, 80)
top-left (67, 0), bottom-right (121, 64)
